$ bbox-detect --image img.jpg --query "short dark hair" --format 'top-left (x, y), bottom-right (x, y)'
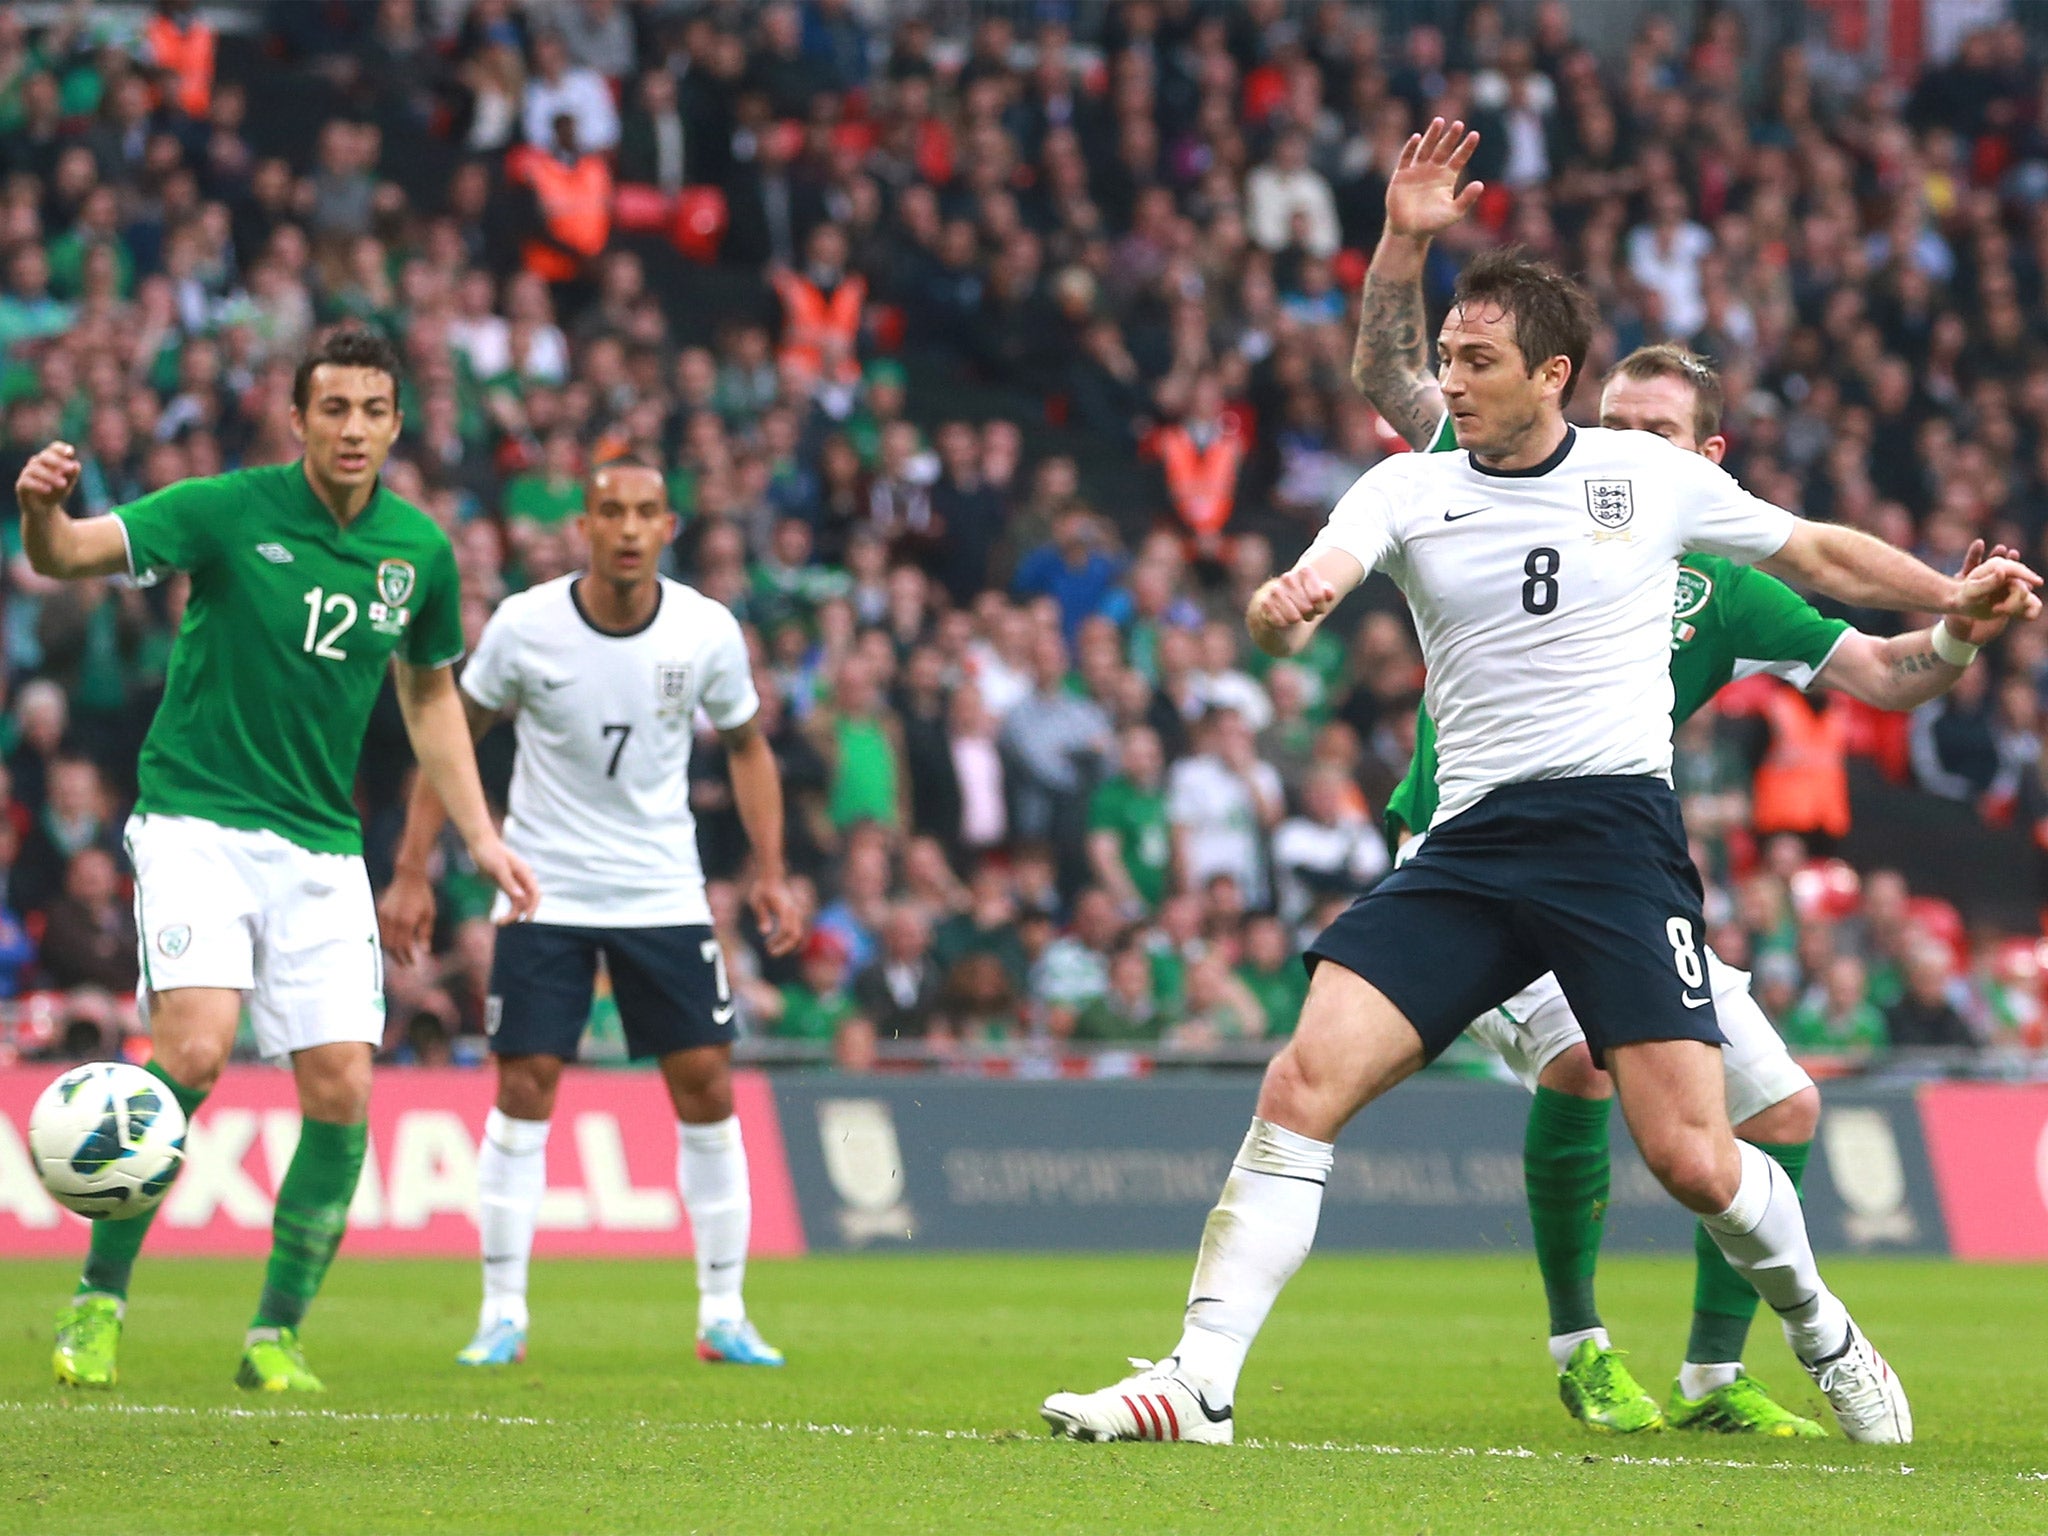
top-left (292, 328), bottom-right (403, 413)
top-left (1449, 247), bottom-right (1598, 405)
top-left (1605, 343), bottom-right (1724, 441)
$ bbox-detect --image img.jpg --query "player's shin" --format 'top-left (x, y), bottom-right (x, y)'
top-left (1523, 1086), bottom-right (1611, 1363)
top-left (678, 1116), bottom-right (750, 1329)
top-left (1173, 1118), bottom-right (1332, 1409)
top-left (77, 1059), bottom-right (209, 1303)
top-left (1684, 1139), bottom-right (1811, 1390)
top-left (477, 1108), bottom-right (550, 1331)
top-left (1697, 1140), bottom-right (1845, 1362)
top-left (251, 1117), bottom-right (368, 1335)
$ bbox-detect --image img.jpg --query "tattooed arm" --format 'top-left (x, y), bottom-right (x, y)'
top-left (1350, 117), bottom-right (1484, 451)
top-left (1813, 540), bottom-right (2021, 710)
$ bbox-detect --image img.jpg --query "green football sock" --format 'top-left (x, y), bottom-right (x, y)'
top-left (252, 1118), bottom-right (368, 1332)
top-left (77, 1060), bottom-right (208, 1301)
top-left (1523, 1086), bottom-right (1613, 1338)
top-left (1686, 1139), bottom-right (1813, 1365)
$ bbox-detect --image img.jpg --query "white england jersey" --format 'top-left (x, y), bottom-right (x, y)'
top-left (1305, 427), bottom-right (1794, 826)
top-left (461, 574), bottom-right (760, 927)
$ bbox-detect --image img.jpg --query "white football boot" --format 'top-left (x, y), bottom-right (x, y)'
top-left (1041, 1357), bottom-right (1234, 1445)
top-left (1793, 1318), bottom-right (1912, 1444)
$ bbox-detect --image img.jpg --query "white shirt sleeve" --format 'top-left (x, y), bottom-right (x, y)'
top-left (459, 605), bottom-right (520, 711)
top-left (1670, 447), bottom-right (1795, 564)
top-left (1303, 462), bottom-right (1404, 577)
top-left (698, 606), bottom-right (760, 731)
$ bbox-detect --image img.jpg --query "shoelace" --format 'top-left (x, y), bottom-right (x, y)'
top-left (1583, 1349), bottom-right (1640, 1400)
top-left (1813, 1346), bottom-right (1886, 1421)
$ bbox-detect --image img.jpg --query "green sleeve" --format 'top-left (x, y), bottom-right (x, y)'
top-left (1426, 412), bottom-right (1457, 452)
top-left (1721, 562), bottom-right (1851, 680)
top-left (115, 474), bottom-right (230, 582)
top-left (1383, 705), bottom-right (1438, 839)
top-left (1085, 779), bottom-right (1123, 833)
top-left (405, 537), bottom-right (465, 667)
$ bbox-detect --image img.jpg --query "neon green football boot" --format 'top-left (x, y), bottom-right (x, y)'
top-left (1666, 1373), bottom-right (1826, 1438)
top-left (53, 1293), bottom-right (123, 1389)
top-left (1557, 1339), bottom-right (1665, 1432)
top-left (235, 1328), bottom-right (325, 1393)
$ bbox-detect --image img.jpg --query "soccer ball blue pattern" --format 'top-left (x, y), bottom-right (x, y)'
top-left (28, 1062), bottom-right (189, 1220)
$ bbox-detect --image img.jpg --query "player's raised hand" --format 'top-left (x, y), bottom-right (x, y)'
top-left (1253, 566), bottom-right (1339, 631)
top-left (1954, 551), bottom-right (2044, 624)
top-left (475, 836), bottom-right (541, 926)
top-left (15, 442), bottom-right (80, 516)
top-left (1947, 541), bottom-right (2027, 645)
top-left (750, 872), bottom-right (805, 958)
top-left (376, 869), bottom-right (438, 967)
top-left (1384, 117), bottom-right (1484, 241)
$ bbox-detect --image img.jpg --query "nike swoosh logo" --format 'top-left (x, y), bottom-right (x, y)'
top-left (712, 1003), bottom-right (735, 1025)
top-left (1165, 1356), bottom-right (1234, 1422)
top-left (539, 677), bottom-right (572, 691)
top-left (1682, 993), bottom-right (1712, 1009)
top-left (707, 1259), bottom-right (740, 1271)
top-left (1443, 505), bottom-right (1492, 521)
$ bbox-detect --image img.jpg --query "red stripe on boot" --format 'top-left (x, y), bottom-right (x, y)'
top-left (1120, 1395), bottom-right (1148, 1439)
top-left (1160, 1395), bottom-right (1180, 1440)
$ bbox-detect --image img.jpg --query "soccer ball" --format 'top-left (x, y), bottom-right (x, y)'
top-left (28, 1062), bottom-right (188, 1220)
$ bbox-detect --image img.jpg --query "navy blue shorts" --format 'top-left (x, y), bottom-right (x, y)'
top-left (1306, 776), bottom-right (1723, 1067)
top-left (486, 922), bottom-right (736, 1061)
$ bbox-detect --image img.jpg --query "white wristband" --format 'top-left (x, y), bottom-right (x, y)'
top-left (1930, 623), bottom-right (1979, 668)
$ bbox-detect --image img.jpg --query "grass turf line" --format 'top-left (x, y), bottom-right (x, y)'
top-left (2, 1253), bottom-right (2043, 1534)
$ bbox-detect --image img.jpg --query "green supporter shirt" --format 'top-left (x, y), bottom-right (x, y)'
top-left (1087, 775), bottom-right (1173, 909)
top-left (117, 462), bottom-right (464, 855)
top-left (1383, 419), bottom-right (1850, 839)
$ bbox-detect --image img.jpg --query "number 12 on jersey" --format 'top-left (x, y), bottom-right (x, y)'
top-left (302, 586), bottom-right (357, 659)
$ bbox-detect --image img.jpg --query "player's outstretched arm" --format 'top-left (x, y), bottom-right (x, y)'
top-left (720, 715), bottom-right (804, 957)
top-left (1816, 540), bottom-right (2020, 710)
top-left (1247, 550), bottom-right (1363, 657)
top-left (379, 685), bottom-right (502, 963)
top-left (15, 442), bottom-right (130, 579)
top-left (1349, 117), bottom-right (1479, 450)
top-left (392, 660), bottom-right (538, 942)
top-left (1763, 520), bottom-right (2043, 623)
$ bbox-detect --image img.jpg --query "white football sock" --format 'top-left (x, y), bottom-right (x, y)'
top-left (1172, 1118), bottom-right (1333, 1409)
top-left (1678, 1361), bottom-right (1743, 1399)
top-left (1698, 1140), bottom-right (1848, 1363)
top-left (477, 1109), bottom-right (550, 1332)
top-left (1548, 1326), bottom-right (1611, 1371)
top-left (679, 1116), bottom-right (751, 1330)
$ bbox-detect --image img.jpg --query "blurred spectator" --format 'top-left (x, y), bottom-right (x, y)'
top-left (38, 846), bottom-right (136, 992)
top-left (853, 904), bottom-right (944, 1041)
top-left (1885, 939), bottom-right (1976, 1049)
top-left (522, 29), bottom-right (618, 153)
top-left (1784, 955), bottom-right (1888, 1054)
top-left (1167, 709), bottom-right (1283, 909)
top-left (1087, 724), bottom-right (1174, 916)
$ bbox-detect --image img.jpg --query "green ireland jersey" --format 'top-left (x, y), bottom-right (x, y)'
top-left (1087, 775), bottom-right (1174, 909)
top-left (1383, 419), bottom-right (1849, 838)
top-left (118, 462), bottom-right (464, 854)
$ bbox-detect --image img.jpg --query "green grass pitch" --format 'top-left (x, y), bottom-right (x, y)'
top-left (2, 1253), bottom-right (2044, 1533)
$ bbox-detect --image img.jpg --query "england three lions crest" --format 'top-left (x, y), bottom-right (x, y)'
top-left (1584, 479), bottom-right (1634, 529)
top-left (656, 662), bottom-right (692, 714)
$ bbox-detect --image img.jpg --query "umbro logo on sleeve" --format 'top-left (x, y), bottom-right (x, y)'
top-left (256, 543), bottom-right (294, 563)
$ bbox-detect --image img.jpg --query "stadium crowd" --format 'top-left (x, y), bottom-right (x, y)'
top-left (0, 0), bottom-right (2046, 1069)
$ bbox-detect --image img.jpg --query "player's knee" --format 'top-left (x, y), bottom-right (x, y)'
top-left (495, 1056), bottom-right (562, 1121)
top-left (663, 1047), bottom-right (733, 1122)
top-left (1737, 1086), bottom-right (1820, 1145)
top-left (150, 1032), bottom-right (228, 1093)
top-left (295, 1048), bottom-right (373, 1123)
top-left (1642, 1133), bottom-right (1740, 1214)
top-left (1536, 1044), bottom-right (1611, 1100)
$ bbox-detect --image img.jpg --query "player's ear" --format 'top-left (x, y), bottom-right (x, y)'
top-left (287, 406), bottom-right (306, 444)
top-left (1701, 434), bottom-right (1727, 465)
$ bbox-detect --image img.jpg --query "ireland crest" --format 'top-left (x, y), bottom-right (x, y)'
top-left (377, 559), bottom-right (417, 607)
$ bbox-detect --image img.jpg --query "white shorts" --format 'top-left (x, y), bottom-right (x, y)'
top-left (125, 813), bottom-right (384, 1062)
top-left (1466, 948), bottom-right (1813, 1128)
